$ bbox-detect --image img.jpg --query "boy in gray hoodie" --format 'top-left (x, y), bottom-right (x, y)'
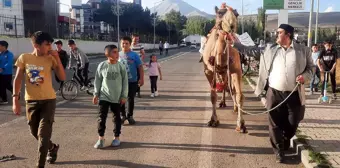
top-left (93, 45), bottom-right (128, 148)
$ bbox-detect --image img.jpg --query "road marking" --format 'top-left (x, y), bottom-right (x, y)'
top-left (198, 88), bottom-right (213, 167)
top-left (1, 51), bottom-right (190, 128)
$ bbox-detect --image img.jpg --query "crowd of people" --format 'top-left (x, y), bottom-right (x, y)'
top-left (0, 31), bottom-right (163, 168)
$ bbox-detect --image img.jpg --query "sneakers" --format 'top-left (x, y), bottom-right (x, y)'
top-left (0, 101), bottom-right (8, 105)
top-left (333, 94), bottom-right (337, 100)
top-left (155, 91), bottom-right (159, 97)
top-left (111, 139), bottom-right (121, 147)
top-left (150, 91), bottom-right (159, 98)
top-left (127, 116), bottom-right (136, 125)
top-left (150, 93), bottom-right (155, 98)
top-left (46, 144), bottom-right (59, 164)
top-left (94, 139), bottom-right (105, 149)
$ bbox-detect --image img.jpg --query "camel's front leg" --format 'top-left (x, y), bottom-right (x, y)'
top-left (208, 89), bottom-right (220, 127)
top-left (232, 73), bottom-right (247, 133)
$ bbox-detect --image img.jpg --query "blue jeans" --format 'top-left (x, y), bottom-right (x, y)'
top-left (310, 66), bottom-right (320, 91)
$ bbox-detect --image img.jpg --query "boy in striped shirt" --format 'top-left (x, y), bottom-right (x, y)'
top-left (131, 34), bottom-right (145, 98)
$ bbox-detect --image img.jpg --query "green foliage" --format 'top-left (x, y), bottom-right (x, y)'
top-left (183, 16), bottom-right (209, 35)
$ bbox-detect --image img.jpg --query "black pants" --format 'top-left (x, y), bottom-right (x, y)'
top-left (121, 82), bottom-right (138, 118)
top-left (159, 47), bottom-right (163, 55)
top-left (0, 74), bottom-right (13, 102)
top-left (266, 87), bottom-right (305, 154)
top-left (98, 101), bottom-right (121, 137)
top-left (165, 49), bottom-right (168, 55)
top-left (136, 70), bottom-right (140, 95)
top-left (76, 62), bottom-right (89, 86)
top-left (150, 76), bottom-right (158, 93)
top-left (321, 71), bottom-right (336, 95)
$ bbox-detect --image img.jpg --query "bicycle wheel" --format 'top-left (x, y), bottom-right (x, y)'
top-left (86, 77), bottom-right (95, 96)
top-left (61, 80), bottom-right (78, 100)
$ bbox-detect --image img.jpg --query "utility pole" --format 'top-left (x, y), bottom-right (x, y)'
top-left (314, 0), bottom-right (319, 44)
top-left (117, 1), bottom-right (120, 50)
top-left (242, 0), bottom-right (244, 33)
top-left (307, 0), bottom-right (314, 47)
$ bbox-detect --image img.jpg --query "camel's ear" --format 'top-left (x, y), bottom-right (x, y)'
top-left (215, 6), bottom-right (219, 14)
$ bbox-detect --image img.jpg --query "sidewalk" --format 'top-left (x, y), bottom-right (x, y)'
top-left (247, 75), bottom-right (340, 168)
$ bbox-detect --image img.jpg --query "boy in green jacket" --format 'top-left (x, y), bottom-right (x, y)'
top-left (93, 44), bottom-right (128, 148)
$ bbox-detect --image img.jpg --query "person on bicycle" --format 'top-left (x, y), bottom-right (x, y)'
top-left (67, 40), bottom-right (89, 90)
top-left (54, 40), bottom-right (68, 92)
top-left (317, 40), bottom-right (337, 99)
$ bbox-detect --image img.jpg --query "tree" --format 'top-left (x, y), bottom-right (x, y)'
top-left (165, 9), bottom-right (187, 43)
top-left (184, 16), bottom-right (208, 35)
top-left (256, 7), bottom-right (266, 39)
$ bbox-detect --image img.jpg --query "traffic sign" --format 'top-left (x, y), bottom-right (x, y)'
top-left (263, 0), bottom-right (284, 9)
top-left (264, 0), bottom-right (305, 10)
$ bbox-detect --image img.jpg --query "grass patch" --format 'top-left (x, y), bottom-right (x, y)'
top-left (295, 129), bottom-right (333, 167)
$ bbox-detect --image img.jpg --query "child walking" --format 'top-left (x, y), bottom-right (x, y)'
top-left (93, 45), bottom-right (128, 149)
top-left (148, 54), bottom-right (162, 98)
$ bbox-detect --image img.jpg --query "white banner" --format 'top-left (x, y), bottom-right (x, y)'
top-left (235, 32), bottom-right (256, 46)
top-left (284, 0), bottom-right (305, 10)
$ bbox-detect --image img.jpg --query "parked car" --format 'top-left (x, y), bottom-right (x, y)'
top-left (179, 42), bottom-right (186, 47)
top-left (190, 43), bottom-right (197, 49)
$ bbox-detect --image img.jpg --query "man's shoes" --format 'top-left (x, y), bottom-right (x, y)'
top-left (127, 116), bottom-right (136, 125)
top-left (111, 139), bottom-right (121, 147)
top-left (46, 144), bottom-right (59, 164)
top-left (275, 152), bottom-right (284, 163)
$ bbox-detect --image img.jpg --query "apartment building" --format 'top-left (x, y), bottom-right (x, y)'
top-left (0, 0), bottom-right (25, 37)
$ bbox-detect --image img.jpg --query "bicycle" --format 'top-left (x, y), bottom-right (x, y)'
top-left (60, 67), bottom-right (95, 100)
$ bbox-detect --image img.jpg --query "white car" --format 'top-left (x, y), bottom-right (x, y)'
top-left (190, 43), bottom-right (197, 49)
top-left (180, 42), bottom-right (186, 47)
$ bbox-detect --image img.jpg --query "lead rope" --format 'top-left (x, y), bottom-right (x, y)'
top-left (224, 37), bottom-right (300, 115)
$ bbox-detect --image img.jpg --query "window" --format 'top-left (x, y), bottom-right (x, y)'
top-left (4, 22), bottom-right (13, 31)
top-left (3, 0), bottom-right (12, 7)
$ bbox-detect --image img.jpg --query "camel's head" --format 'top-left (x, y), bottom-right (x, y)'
top-left (214, 3), bottom-right (239, 33)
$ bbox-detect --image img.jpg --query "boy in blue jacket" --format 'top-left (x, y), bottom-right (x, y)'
top-left (0, 41), bottom-right (14, 104)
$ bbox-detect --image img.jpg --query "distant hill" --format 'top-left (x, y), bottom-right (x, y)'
top-left (150, 0), bottom-right (214, 19)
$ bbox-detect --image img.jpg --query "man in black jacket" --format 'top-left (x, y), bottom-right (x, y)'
top-left (54, 40), bottom-right (68, 91)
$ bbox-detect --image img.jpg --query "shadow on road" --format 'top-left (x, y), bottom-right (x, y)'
top-left (55, 159), bottom-right (169, 168)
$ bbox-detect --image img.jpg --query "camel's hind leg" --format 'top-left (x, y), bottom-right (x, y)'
top-left (219, 89), bottom-right (227, 108)
top-left (231, 73), bottom-right (247, 133)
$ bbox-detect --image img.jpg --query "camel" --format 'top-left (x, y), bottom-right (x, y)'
top-left (200, 3), bottom-right (247, 133)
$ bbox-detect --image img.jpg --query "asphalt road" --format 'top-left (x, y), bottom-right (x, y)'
top-left (0, 49), bottom-right (303, 168)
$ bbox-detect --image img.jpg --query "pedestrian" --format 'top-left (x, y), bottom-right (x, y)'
top-left (12, 31), bottom-right (66, 167)
top-left (317, 40), bottom-right (337, 99)
top-left (310, 43), bottom-right (321, 95)
top-left (0, 40), bottom-right (14, 105)
top-left (164, 41), bottom-right (169, 56)
top-left (232, 24), bottom-right (314, 163)
top-left (93, 44), bottom-right (128, 149)
top-left (147, 54), bottom-right (162, 98)
top-left (159, 41), bottom-right (163, 55)
top-left (131, 34), bottom-right (145, 98)
top-left (54, 40), bottom-right (68, 92)
top-left (67, 39), bottom-right (89, 90)
top-left (119, 36), bottom-right (144, 125)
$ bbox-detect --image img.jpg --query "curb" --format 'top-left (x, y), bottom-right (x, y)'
top-left (244, 76), bottom-right (328, 168)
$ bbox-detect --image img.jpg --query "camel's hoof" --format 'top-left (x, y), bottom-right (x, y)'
top-left (207, 120), bottom-right (220, 127)
top-left (219, 102), bottom-right (227, 108)
top-left (235, 124), bottom-right (248, 134)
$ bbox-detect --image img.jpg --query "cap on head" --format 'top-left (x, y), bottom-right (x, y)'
top-left (279, 24), bottom-right (294, 35)
top-left (68, 40), bottom-right (75, 45)
top-left (54, 40), bottom-right (63, 45)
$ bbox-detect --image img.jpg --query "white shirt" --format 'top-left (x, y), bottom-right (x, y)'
top-left (268, 43), bottom-right (297, 92)
top-left (164, 43), bottom-right (169, 49)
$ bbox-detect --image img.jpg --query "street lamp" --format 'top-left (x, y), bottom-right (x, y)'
top-left (112, 1), bottom-right (123, 50)
top-left (315, 0), bottom-right (319, 43)
top-left (57, 2), bottom-right (72, 39)
top-left (307, 0), bottom-right (314, 47)
top-left (153, 0), bottom-right (163, 49)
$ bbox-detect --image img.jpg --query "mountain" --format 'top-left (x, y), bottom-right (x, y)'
top-left (150, 0), bottom-right (214, 19)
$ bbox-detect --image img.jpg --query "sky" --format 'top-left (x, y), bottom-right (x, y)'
top-left (60, 0), bottom-right (340, 15)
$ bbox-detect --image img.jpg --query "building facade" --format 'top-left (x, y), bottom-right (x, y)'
top-left (0, 0), bottom-right (25, 37)
top-left (22, 0), bottom-right (58, 37)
